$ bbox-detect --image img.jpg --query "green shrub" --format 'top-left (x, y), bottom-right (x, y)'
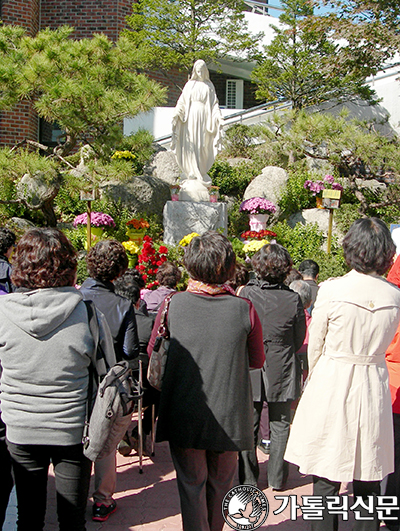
top-left (119, 129), bottom-right (155, 175)
top-left (271, 220), bottom-right (348, 281)
top-left (62, 226), bottom-right (87, 251)
top-left (76, 255), bottom-right (88, 285)
top-left (210, 160), bottom-right (259, 198)
top-left (334, 203), bottom-right (360, 235)
top-left (223, 123), bottom-right (259, 158)
top-left (278, 171), bottom-right (314, 218)
top-left (228, 199), bottom-right (251, 236)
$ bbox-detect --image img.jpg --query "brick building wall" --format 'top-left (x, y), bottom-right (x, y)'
top-left (40, 0), bottom-right (132, 41)
top-left (0, 0), bottom-right (41, 145)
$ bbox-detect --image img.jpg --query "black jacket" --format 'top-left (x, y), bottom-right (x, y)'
top-left (241, 279), bottom-right (306, 402)
top-left (80, 278), bottom-right (140, 365)
top-left (0, 256), bottom-right (13, 293)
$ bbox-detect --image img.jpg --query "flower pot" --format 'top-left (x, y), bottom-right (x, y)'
top-left (248, 213), bottom-right (269, 232)
top-left (128, 255), bottom-right (138, 269)
top-left (84, 226), bottom-right (104, 249)
top-left (91, 226), bottom-right (104, 239)
top-left (209, 194), bottom-right (218, 203)
top-left (126, 228), bottom-right (146, 245)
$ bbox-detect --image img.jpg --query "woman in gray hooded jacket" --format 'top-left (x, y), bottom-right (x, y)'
top-left (0, 228), bottom-right (115, 531)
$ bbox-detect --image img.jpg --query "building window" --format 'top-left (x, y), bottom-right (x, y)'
top-left (226, 79), bottom-right (244, 109)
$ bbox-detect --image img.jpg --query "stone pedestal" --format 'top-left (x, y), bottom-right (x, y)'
top-left (163, 201), bottom-right (227, 245)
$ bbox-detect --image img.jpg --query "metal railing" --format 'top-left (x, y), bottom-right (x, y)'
top-left (154, 99), bottom-right (291, 145)
top-left (243, 0), bottom-right (283, 15)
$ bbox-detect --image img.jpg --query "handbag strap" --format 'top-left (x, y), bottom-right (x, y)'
top-left (157, 292), bottom-right (175, 339)
top-left (82, 300), bottom-right (101, 447)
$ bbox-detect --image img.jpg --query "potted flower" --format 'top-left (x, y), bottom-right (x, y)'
top-left (243, 239), bottom-right (270, 260)
top-left (209, 186), bottom-right (219, 203)
top-left (304, 174), bottom-right (343, 208)
top-left (239, 197), bottom-right (277, 232)
top-left (170, 183), bottom-right (180, 201)
top-left (73, 211), bottom-right (115, 247)
top-left (179, 232), bottom-right (200, 247)
top-left (126, 218), bottom-right (150, 245)
top-left (240, 229), bottom-right (277, 242)
top-left (137, 236), bottom-right (169, 289)
top-left (122, 240), bottom-right (140, 269)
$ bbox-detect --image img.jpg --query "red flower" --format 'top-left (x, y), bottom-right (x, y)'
top-left (159, 246), bottom-right (168, 254)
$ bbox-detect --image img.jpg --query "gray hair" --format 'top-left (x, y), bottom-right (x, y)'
top-left (289, 280), bottom-right (312, 309)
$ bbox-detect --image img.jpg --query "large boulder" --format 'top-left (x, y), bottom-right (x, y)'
top-left (146, 150), bottom-right (181, 186)
top-left (102, 175), bottom-right (170, 222)
top-left (243, 166), bottom-right (289, 207)
top-left (17, 171), bottom-right (59, 207)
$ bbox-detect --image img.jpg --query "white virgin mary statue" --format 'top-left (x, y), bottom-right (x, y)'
top-left (171, 60), bottom-right (222, 202)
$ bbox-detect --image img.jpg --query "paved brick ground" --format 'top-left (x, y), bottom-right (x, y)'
top-left (3, 436), bottom-right (394, 530)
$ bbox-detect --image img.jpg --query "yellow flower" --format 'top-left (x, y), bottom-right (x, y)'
top-left (243, 239), bottom-right (269, 255)
top-left (111, 150), bottom-right (136, 160)
top-left (179, 232), bottom-right (200, 247)
top-left (122, 240), bottom-right (140, 255)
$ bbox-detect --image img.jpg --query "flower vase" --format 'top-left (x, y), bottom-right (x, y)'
top-left (126, 227), bottom-right (146, 245)
top-left (316, 197), bottom-right (325, 209)
top-left (85, 226), bottom-right (104, 249)
top-left (128, 255), bottom-right (138, 269)
top-left (91, 226), bottom-right (104, 240)
top-left (248, 214), bottom-right (269, 232)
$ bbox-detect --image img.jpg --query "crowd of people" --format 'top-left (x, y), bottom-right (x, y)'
top-left (0, 217), bottom-right (400, 531)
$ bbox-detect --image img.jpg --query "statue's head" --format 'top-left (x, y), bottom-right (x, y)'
top-left (191, 60), bottom-right (210, 82)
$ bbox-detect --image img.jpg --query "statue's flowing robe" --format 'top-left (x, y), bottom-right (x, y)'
top-left (172, 79), bottom-right (222, 186)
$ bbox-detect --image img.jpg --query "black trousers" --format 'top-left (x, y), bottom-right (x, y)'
top-left (383, 412), bottom-right (400, 530)
top-left (312, 475), bottom-right (380, 531)
top-left (238, 400), bottom-right (291, 489)
top-left (7, 441), bottom-right (92, 531)
top-left (0, 420), bottom-right (13, 528)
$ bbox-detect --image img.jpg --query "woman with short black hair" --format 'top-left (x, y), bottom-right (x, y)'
top-left (148, 231), bottom-right (265, 531)
top-left (0, 228), bottom-right (115, 531)
top-left (238, 243), bottom-right (306, 490)
top-left (285, 218), bottom-right (400, 531)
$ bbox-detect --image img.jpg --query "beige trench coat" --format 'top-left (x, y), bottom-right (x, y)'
top-left (285, 270), bottom-right (400, 482)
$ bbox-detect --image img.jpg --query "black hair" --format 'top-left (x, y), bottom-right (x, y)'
top-left (342, 217), bottom-right (395, 275)
top-left (252, 243), bottom-right (293, 284)
top-left (86, 239), bottom-right (128, 282)
top-left (298, 259), bottom-right (320, 279)
top-left (114, 273), bottom-right (141, 304)
top-left (0, 228), bottom-right (16, 256)
top-left (184, 231), bottom-right (236, 284)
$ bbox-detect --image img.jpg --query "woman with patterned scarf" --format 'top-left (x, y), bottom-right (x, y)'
top-left (147, 231), bottom-right (265, 531)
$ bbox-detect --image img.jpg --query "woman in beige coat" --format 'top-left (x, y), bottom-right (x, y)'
top-left (285, 218), bottom-right (400, 531)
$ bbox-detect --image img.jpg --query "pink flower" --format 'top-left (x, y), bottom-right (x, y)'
top-left (239, 197), bottom-right (277, 215)
top-left (73, 212), bottom-right (115, 228)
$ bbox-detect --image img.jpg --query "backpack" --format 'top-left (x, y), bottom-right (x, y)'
top-left (82, 301), bottom-right (143, 462)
